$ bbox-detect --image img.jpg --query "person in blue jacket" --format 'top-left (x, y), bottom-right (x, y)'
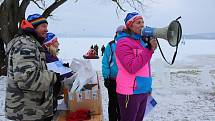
top-left (102, 25), bottom-right (125, 121)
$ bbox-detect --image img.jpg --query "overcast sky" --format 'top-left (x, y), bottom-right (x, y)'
top-left (25, 0), bottom-right (215, 37)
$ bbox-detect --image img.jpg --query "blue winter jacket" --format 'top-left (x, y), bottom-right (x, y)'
top-left (102, 40), bottom-right (118, 80)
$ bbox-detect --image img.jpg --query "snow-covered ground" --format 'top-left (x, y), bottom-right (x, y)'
top-left (145, 56), bottom-right (215, 121)
top-left (1, 38), bottom-right (215, 121)
top-left (0, 76), bottom-right (8, 121)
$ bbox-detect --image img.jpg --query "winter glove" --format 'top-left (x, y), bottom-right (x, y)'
top-left (53, 80), bottom-right (62, 97)
top-left (63, 63), bottom-right (70, 67)
top-left (56, 73), bottom-right (64, 82)
top-left (81, 84), bottom-right (98, 91)
top-left (104, 78), bottom-right (111, 88)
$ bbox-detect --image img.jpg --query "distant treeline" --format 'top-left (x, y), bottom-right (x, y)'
top-left (183, 33), bottom-right (215, 39)
top-left (56, 32), bottom-right (215, 39)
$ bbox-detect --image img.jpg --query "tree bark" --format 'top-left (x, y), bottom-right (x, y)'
top-left (0, 0), bottom-right (19, 45)
top-left (0, 0), bottom-right (19, 76)
top-left (19, 0), bottom-right (31, 22)
top-left (0, 38), bottom-right (6, 76)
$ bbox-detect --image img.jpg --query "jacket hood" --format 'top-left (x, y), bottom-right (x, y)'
top-left (115, 31), bottom-right (148, 48)
top-left (17, 20), bottom-right (44, 45)
top-left (6, 20), bottom-right (45, 55)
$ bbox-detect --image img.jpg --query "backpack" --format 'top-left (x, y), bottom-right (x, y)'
top-left (108, 40), bottom-right (116, 67)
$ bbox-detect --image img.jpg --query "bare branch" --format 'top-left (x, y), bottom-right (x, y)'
top-left (42, 0), bottom-right (67, 18)
top-left (112, 0), bottom-right (146, 13)
top-left (124, 0), bottom-right (145, 13)
top-left (115, 6), bottom-right (119, 18)
top-left (19, 0), bottom-right (31, 22)
top-left (115, 5), bottom-right (124, 19)
top-left (112, 0), bottom-right (126, 12)
top-left (126, 0), bottom-right (137, 11)
top-left (41, 0), bottom-right (46, 7)
top-left (31, 0), bottom-right (45, 10)
top-left (134, 0), bottom-right (144, 12)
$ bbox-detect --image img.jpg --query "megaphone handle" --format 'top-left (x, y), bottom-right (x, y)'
top-left (171, 51), bottom-right (177, 64)
top-left (156, 38), bottom-right (176, 65)
top-left (176, 16), bottom-right (182, 21)
top-left (146, 37), bottom-right (151, 50)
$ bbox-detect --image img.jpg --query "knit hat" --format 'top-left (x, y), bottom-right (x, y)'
top-left (124, 12), bottom-right (143, 27)
top-left (44, 33), bottom-right (58, 46)
top-left (27, 14), bottom-right (48, 28)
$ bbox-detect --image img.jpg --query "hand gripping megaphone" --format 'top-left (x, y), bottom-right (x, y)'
top-left (141, 17), bottom-right (182, 65)
top-left (141, 20), bottom-right (182, 47)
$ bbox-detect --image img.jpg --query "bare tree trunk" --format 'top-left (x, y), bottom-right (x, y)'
top-left (0, 0), bottom-right (19, 44)
top-left (19, 0), bottom-right (31, 22)
top-left (0, 38), bottom-right (6, 76)
top-left (0, 0), bottom-right (19, 76)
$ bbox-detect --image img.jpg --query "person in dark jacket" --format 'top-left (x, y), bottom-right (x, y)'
top-left (90, 45), bottom-right (94, 49)
top-left (101, 45), bottom-right (105, 56)
top-left (94, 44), bottom-right (99, 56)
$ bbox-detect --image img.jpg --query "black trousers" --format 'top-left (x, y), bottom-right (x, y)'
top-left (105, 78), bottom-right (120, 121)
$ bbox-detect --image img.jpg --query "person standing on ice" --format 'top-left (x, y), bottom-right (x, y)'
top-left (5, 13), bottom-right (63, 121)
top-left (101, 44), bottom-right (105, 56)
top-left (94, 44), bottom-right (99, 56)
top-left (115, 12), bottom-right (157, 121)
top-left (43, 32), bottom-right (76, 113)
top-left (90, 44), bottom-right (94, 49)
top-left (102, 25), bottom-right (125, 121)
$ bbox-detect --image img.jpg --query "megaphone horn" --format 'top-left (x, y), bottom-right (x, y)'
top-left (141, 20), bottom-right (182, 47)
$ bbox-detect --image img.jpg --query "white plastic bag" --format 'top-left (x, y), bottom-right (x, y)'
top-left (62, 72), bottom-right (78, 90)
top-left (69, 58), bottom-right (97, 93)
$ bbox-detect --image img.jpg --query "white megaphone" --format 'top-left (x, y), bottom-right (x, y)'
top-left (141, 20), bottom-right (182, 47)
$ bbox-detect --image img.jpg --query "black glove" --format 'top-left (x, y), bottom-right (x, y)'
top-left (53, 81), bottom-right (62, 112)
top-left (104, 78), bottom-right (111, 88)
top-left (81, 84), bottom-right (98, 91)
top-left (53, 81), bottom-right (62, 97)
top-left (63, 63), bottom-right (69, 67)
top-left (56, 73), bottom-right (64, 82)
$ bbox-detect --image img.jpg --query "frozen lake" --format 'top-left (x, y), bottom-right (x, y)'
top-left (58, 38), bottom-right (215, 70)
top-left (1, 38), bottom-right (215, 121)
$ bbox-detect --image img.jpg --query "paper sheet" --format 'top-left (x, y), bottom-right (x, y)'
top-left (47, 60), bottom-right (72, 75)
top-left (144, 95), bottom-right (157, 116)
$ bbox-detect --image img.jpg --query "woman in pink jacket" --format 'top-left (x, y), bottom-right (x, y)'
top-left (115, 12), bottom-right (157, 121)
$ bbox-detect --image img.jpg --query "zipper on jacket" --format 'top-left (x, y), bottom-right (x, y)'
top-left (133, 77), bottom-right (136, 92)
